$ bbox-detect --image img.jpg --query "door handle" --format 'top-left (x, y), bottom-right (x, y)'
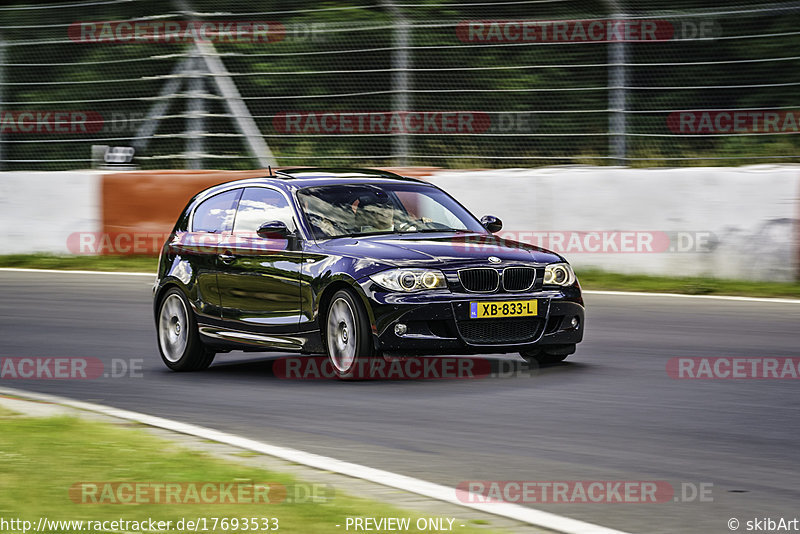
top-left (218, 250), bottom-right (235, 264)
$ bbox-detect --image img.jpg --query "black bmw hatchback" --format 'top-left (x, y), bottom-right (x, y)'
top-left (153, 168), bottom-right (584, 377)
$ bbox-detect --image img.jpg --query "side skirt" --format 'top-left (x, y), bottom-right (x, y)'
top-left (198, 324), bottom-right (324, 354)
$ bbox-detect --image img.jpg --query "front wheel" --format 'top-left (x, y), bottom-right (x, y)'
top-left (325, 289), bottom-right (374, 379)
top-left (157, 288), bottom-right (215, 371)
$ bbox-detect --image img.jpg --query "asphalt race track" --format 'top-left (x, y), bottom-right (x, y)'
top-left (2, 270), bottom-right (799, 534)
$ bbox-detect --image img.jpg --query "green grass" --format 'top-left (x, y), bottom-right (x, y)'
top-left (1, 255), bottom-right (799, 299)
top-left (0, 416), bottom-right (498, 533)
top-left (0, 405), bottom-right (18, 417)
top-left (0, 254), bottom-right (157, 273)
top-left (577, 269), bottom-right (800, 299)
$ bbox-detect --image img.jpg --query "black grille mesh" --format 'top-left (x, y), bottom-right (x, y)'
top-left (458, 268), bottom-right (499, 292)
top-left (456, 318), bottom-right (543, 345)
top-left (502, 267), bottom-right (536, 291)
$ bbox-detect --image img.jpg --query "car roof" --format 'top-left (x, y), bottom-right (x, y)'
top-left (278, 167), bottom-right (418, 181)
top-left (240, 168), bottom-right (424, 188)
top-left (191, 168), bottom-right (433, 208)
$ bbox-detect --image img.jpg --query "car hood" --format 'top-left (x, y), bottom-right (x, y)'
top-left (318, 232), bottom-right (563, 268)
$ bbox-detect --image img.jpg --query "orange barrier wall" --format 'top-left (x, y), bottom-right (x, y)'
top-left (101, 170), bottom-right (267, 254)
top-left (100, 168), bottom-right (438, 255)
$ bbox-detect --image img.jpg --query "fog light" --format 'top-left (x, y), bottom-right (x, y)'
top-left (570, 316), bottom-right (580, 329)
top-left (394, 323), bottom-right (408, 336)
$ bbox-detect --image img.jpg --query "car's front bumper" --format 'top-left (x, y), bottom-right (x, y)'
top-left (360, 281), bottom-right (584, 356)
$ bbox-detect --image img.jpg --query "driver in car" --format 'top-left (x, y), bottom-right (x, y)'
top-left (352, 192), bottom-right (397, 232)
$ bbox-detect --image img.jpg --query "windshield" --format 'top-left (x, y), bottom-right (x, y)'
top-left (297, 182), bottom-right (487, 240)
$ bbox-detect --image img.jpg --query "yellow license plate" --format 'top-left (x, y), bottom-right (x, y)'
top-left (470, 300), bottom-right (538, 319)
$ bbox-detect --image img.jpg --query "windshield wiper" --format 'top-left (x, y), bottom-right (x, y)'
top-left (402, 228), bottom-right (466, 233)
top-left (333, 228), bottom-right (468, 238)
top-left (338, 230), bottom-right (402, 238)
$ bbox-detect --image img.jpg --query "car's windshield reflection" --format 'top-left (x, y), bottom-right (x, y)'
top-left (297, 183), bottom-right (486, 240)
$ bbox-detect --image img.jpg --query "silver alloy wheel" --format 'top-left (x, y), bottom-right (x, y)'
top-left (327, 297), bottom-right (357, 373)
top-left (158, 294), bottom-right (189, 363)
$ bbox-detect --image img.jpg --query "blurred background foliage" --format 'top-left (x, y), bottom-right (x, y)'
top-left (0, 0), bottom-right (799, 169)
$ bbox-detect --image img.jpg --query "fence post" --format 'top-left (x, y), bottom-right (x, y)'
top-left (384, 1), bottom-right (410, 166)
top-left (607, 3), bottom-right (627, 165)
top-left (0, 33), bottom-right (5, 170)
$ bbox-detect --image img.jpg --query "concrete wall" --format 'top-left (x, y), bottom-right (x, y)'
top-left (1, 166), bottom-right (797, 281)
top-left (427, 165), bottom-right (799, 281)
top-left (0, 171), bottom-right (102, 255)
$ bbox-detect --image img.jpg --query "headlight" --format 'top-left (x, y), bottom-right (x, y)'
top-left (543, 263), bottom-right (576, 286)
top-left (370, 268), bottom-right (448, 292)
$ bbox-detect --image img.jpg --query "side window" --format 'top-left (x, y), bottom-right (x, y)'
top-left (233, 188), bottom-right (295, 234)
top-left (192, 189), bottom-right (241, 233)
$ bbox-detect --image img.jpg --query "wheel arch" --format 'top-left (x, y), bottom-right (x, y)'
top-left (153, 279), bottom-right (190, 322)
top-left (316, 278), bottom-right (378, 349)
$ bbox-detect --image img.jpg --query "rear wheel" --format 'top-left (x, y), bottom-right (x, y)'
top-left (157, 288), bottom-right (215, 371)
top-left (325, 289), bottom-right (374, 379)
top-left (520, 344), bottom-right (575, 366)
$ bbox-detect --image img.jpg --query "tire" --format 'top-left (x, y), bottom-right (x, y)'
top-left (324, 289), bottom-right (374, 379)
top-left (520, 344), bottom-right (575, 366)
top-left (157, 288), bottom-right (215, 371)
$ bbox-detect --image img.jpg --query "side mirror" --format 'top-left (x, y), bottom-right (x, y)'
top-left (256, 221), bottom-right (291, 239)
top-left (480, 215), bottom-right (503, 233)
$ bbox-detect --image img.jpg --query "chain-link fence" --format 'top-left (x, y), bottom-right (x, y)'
top-left (1, 0), bottom-right (799, 170)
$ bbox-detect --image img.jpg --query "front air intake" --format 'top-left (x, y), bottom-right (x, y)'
top-left (458, 268), bottom-right (499, 293)
top-left (502, 266), bottom-right (536, 291)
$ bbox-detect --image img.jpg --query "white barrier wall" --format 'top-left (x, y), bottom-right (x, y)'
top-left (0, 167), bottom-right (796, 281)
top-left (0, 171), bottom-right (102, 254)
top-left (427, 166), bottom-right (799, 281)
